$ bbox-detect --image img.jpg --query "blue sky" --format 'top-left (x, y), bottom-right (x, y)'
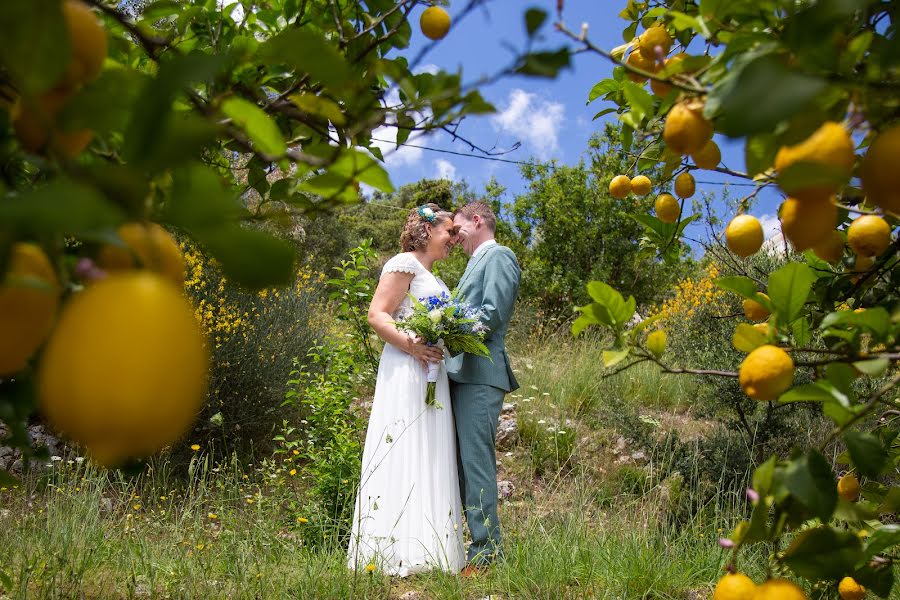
top-left (370, 1), bottom-right (786, 250)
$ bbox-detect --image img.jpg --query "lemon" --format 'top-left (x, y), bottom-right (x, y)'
top-left (650, 53), bottom-right (689, 96)
top-left (838, 576), bottom-right (865, 600)
top-left (725, 215), bottom-right (764, 257)
top-left (674, 172), bottom-right (696, 199)
top-left (655, 193), bottom-right (680, 224)
top-left (774, 122), bottom-right (854, 201)
top-left (626, 50), bottom-right (657, 84)
top-left (0, 244), bottom-right (60, 376)
top-left (664, 101), bottom-right (713, 156)
top-left (631, 175), bottom-right (652, 196)
top-left (779, 196), bottom-right (838, 252)
top-left (647, 330), bottom-right (666, 358)
top-left (813, 229), bottom-right (845, 264)
top-left (692, 140), bottom-right (721, 169)
top-left (837, 473), bottom-right (860, 502)
top-left (743, 294), bottom-right (770, 322)
top-left (739, 345), bottom-right (794, 402)
top-left (860, 125), bottom-right (900, 215)
top-left (713, 572), bottom-right (756, 600)
top-left (753, 323), bottom-right (770, 336)
top-left (847, 215), bottom-right (892, 257)
top-left (638, 26), bottom-right (673, 59)
top-left (609, 175), bottom-right (632, 199)
top-left (60, 0), bottom-right (108, 88)
top-left (753, 579), bottom-right (808, 600)
top-left (11, 89), bottom-right (93, 158)
top-left (851, 254), bottom-right (874, 283)
top-left (97, 222), bottom-right (185, 286)
top-left (38, 272), bottom-right (208, 465)
top-left (420, 6), bottom-right (451, 40)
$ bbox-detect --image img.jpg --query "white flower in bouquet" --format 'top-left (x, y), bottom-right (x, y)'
top-left (428, 308), bottom-right (443, 324)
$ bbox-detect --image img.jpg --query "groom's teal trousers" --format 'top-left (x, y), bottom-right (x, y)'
top-left (450, 380), bottom-right (505, 565)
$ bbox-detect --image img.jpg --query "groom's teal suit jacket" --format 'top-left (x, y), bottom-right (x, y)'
top-left (446, 244), bottom-right (520, 392)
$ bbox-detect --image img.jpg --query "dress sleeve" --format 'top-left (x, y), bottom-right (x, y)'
top-left (381, 253), bottom-right (420, 278)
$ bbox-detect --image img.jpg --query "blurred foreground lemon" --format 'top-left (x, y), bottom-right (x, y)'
top-left (837, 473), bottom-right (860, 502)
top-left (838, 576), bottom-right (865, 600)
top-left (11, 89), bottom-right (93, 158)
top-left (38, 273), bottom-right (208, 465)
top-left (753, 579), bottom-right (808, 600)
top-left (725, 215), bottom-right (763, 257)
top-left (691, 140), bottom-right (721, 169)
top-left (0, 244), bottom-right (60, 375)
top-left (712, 572), bottom-right (755, 600)
top-left (743, 294), bottom-right (770, 322)
top-left (420, 6), bottom-right (451, 40)
top-left (860, 124), bottom-right (900, 215)
top-left (739, 345), bottom-right (794, 402)
top-left (779, 196), bottom-right (837, 252)
top-left (61, 0), bottom-right (108, 88)
top-left (97, 222), bottom-right (185, 286)
top-left (813, 230), bottom-right (845, 264)
top-left (637, 25), bottom-right (673, 59)
top-left (774, 122), bottom-right (854, 201)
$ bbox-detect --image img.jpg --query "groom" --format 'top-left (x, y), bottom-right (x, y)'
top-left (447, 200), bottom-right (520, 572)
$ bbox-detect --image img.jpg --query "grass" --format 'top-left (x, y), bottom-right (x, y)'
top-left (0, 334), bottom-right (787, 599)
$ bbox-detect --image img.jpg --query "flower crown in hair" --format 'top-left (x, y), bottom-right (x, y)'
top-left (417, 206), bottom-right (436, 223)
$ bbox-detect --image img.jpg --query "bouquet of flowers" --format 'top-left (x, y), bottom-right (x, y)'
top-left (394, 291), bottom-right (491, 407)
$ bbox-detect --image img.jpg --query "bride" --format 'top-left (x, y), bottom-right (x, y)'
top-left (346, 204), bottom-right (466, 576)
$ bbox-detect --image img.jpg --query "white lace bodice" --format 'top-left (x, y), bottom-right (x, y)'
top-left (381, 253), bottom-right (450, 320)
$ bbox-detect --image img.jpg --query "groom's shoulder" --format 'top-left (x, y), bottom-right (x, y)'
top-left (492, 244), bottom-right (518, 263)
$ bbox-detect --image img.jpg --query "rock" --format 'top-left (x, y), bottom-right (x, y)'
top-left (99, 497), bottom-right (113, 514)
top-left (630, 451), bottom-right (647, 462)
top-left (495, 418), bottom-right (518, 450)
top-left (0, 447), bottom-right (12, 460)
top-left (500, 402), bottom-right (516, 417)
top-left (399, 592), bottom-right (427, 600)
top-left (497, 480), bottom-right (515, 500)
top-left (613, 436), bottom-right (627, 455)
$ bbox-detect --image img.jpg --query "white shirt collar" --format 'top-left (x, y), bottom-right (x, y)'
top-left (472, 239), bottom-right (497, 258)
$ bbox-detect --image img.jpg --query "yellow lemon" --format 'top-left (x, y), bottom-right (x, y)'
top-left (713, 572), bottom-right (756, 600)
top-left (847, 215), bottom-right (892, 257)
top-left (838, 576), bottom-right (865, 600)
top-left (650, 53), bottom-right (689, 96)
top-left (753, 579), bottom-right (808, 600)
top-left (60, 0), bottom-right (108, 88)
top-left (860, 125), bottom-right (900, 215)
top-left (813, 229), bottom-right (845, 264)
top-left (97, 222), bottom-right (185, 286)
top-left (837, 473), bottom-right (861, 502)
top-left (631, 175), bottom-right (652, 196)
top-left (0, 244), bottom-right (60, 376)
top-left (420, 6), bottom-right (451, 40)
top-left (691, 140), bottom-right (721, 169)
top-left (638, 25), bottom-right (673, 59)
top-left (774, 122), bottom-right (855, 201)
top-left (674, 172), bottom-right (696, 199)
top-left (664, 100), bottom-right (714, 156)
top-left (609, 175), bottom-right (632, 199)
top-left (725, 215), bottom-right (764, 257)
top-left (626, 50), bottom-right (657, 84)
top-left (38, 272), bottom-right (208, 466)
top-left (753, 323), bottom-right (770, 336)
top-left (779, 196), bottom-right (838, 252)
top-left (11, 89), bottom-right (93, 158)
top-left (739, 345), bottom-right (794, 402)
top-left (655, 193), bottom-right (680, 224)
top-left (743, 294), bottom-right (770, 322)
top-left (851, 254), bottom-right (874, 283)
top-left (647, 330), bottom-right (666, 358)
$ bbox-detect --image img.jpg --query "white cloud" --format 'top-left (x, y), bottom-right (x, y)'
top-left (759, 213), bottom-right (781, 240)
top-left (417, 64), bottom-right (440, 75)
top-left (491, 89), bottom-right (565, 159)
top-left (368, 88), bottom-right (430, 168)
top-left (434, 159), bottom-right (456, 181)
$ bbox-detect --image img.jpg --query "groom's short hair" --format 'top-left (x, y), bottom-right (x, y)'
top-left (455, 201), bottom-right (496, 232)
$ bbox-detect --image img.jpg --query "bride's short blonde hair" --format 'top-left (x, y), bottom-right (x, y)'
top-left (400, 203), bottom-right (453, 252)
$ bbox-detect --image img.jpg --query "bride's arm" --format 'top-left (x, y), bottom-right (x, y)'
top-left (368, 272), bottom-right (444, 367)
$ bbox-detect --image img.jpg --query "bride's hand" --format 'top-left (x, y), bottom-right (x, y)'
top-left (405, 337), bottom-right (444, 368)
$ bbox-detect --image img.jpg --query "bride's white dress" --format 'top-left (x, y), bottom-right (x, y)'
top-left (346, 252), bottom-right (465, 577)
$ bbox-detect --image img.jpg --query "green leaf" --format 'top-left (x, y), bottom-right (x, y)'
top-left (588, 79), bottom-right (620, 104)
top-left (297, 173), bottom-right (358, 203)
top-left (524, 8), bottom-right (548, 36)
top-left (854, 562), bottom-right (895, 598)
top-left (783, 526), bottom-right (863, 580)
top-left (0, 470), bottom-right (19, 487)
top-left (767, 262), bottom-right (815, 325)
top-left (220, 97), bottom-right (286, 157)
top-left (0, 180), bottom-right (123, 236)
top-left (733, 323), bottom-right (767, 352)
top-left (60, 69), bottom-right (148, 136)
top-left (516, 48), bottom-right (571, 78)
top-left (714, 276), bottom-right (758, 300)
top-left (709, 54), bottom-right (828, 137)
top-left (258, 29), bottom-right (353, 90)
top-left (778, 383), bottom-right (838, 404)
top-left (752, 455), bottom-right (777, 497)
top-left (864, 524), bottom-right (900, 558)
top-left (585, 281), bottom-right (634, 327)
top-left (844, 431), bottom-right (888, 478)
top-left (195, 225), bottom-right (295, 289)
top-left (592, 107), bottom-right (618, 121)
top-left (330, 149), bottom-right (394, 193)
top-left (602, 348), bottom-right (630, 368)
top-left (821, 307), bottom-right (890, 339)
top-left (791, 316), bottom-right (811, 346)
top-left (0, 0), bottom-right (69, 94)
top-left (744, 134), bottom-right (778, 177)
top-left (666, 11), bottom-right (711, 38)
top-left (621, 81), bottom-right (654, 123)
top-left (782, 450), bottom-right (838, 521)
top-left (853, 358), bottom-right (890, 377)
top-left (289, 93), bottom-right (347, 126)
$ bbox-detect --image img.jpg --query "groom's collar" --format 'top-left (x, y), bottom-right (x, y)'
top-left (471, 239), bottom-right (497, 259)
